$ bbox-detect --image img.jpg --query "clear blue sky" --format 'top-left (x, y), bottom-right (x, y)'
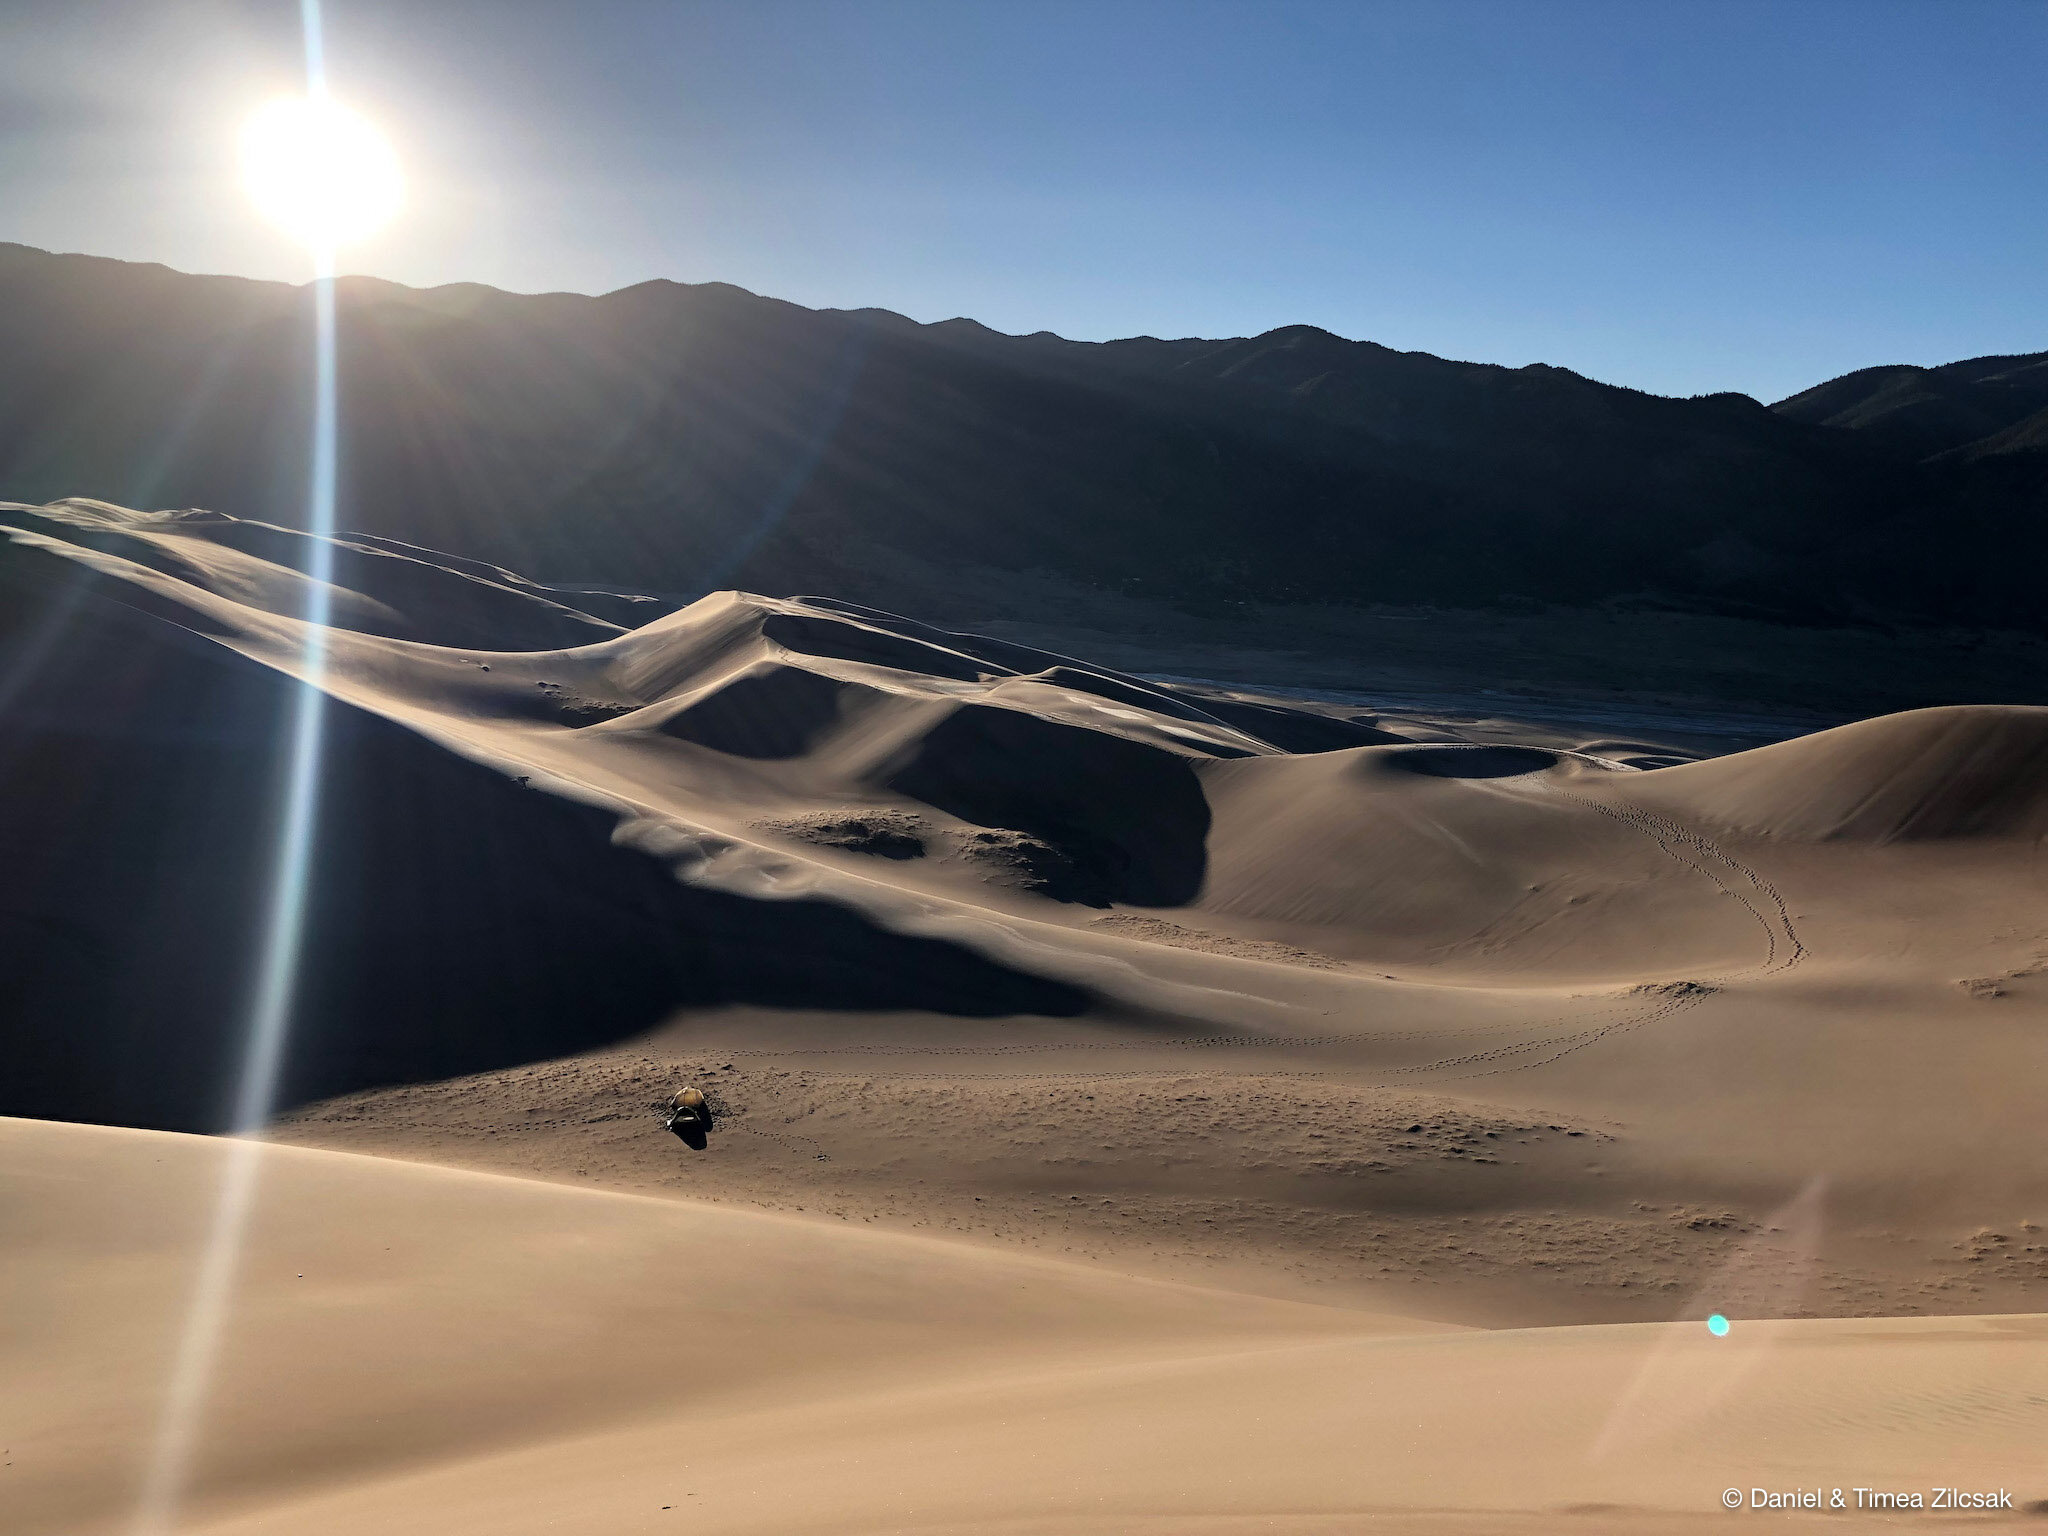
top-left (4, 0), bottom-right (2043, 399)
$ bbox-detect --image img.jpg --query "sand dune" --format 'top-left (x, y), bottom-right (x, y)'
top-left (8, 1119), bottom-right (2044, 1535)
top-left (6, 498), bottom-right (2047, 1317)
top-left (2, 1116), bottom-right (1408, 1535)
top-left (1632, 704), bottom-right (2048, 841)
top-left (4, 498), bottom-right (2046, 1529)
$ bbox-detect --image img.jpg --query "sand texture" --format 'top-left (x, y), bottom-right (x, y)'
top-left (4, 498), bottom-right (2044, 1529)
top-left (10, 1119), bottom-right (2047, 1535)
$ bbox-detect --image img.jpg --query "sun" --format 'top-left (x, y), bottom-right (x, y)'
top-left (240, 97), bottom-right (402, 250)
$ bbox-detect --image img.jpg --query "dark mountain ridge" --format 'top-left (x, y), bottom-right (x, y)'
top-left (2, 241), bottom-right (2042, 631)
top-left (1775, 351), bottom-right (2048, 461)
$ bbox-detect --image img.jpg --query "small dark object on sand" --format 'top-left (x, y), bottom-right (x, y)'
top-left (663, 1086), bottom-right (712, 1151)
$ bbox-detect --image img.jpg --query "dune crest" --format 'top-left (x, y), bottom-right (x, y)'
top-left (1629, 705), bottom-right (2048, 842)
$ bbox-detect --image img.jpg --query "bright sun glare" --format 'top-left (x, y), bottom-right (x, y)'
top-left (240, 96), bottom-right (401, 250)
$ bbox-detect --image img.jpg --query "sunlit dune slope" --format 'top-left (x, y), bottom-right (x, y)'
top-left (1629, 704), bottom-right (2048, 841)
top-left (8, 1118), bottom-right (2045, 1536)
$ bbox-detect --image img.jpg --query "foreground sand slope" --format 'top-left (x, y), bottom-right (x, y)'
top-left (9, 1119), bottom-right (2044, 1535)
top-left (3, 1116), bottom-right (1399, 1536)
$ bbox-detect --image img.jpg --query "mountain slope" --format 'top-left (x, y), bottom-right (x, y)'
top-left (1773, 351), bottom-right (2048, 461)
top-left (5, 242), bottom-right (2040, 629)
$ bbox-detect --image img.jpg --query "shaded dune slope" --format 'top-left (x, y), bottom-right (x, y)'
top-left (0, 508), bottom-right (1091, 1131)
top-left (1, 500), bottom-right (639, 649)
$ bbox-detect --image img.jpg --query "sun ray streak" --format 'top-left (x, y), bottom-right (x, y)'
top-left (129, 6), bottom-right (338, 1530)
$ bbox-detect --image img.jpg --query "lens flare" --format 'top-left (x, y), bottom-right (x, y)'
top-left (241, 95), bottom-right (401, 248)
top-left (1590, 1179), bottom-right (1826, 1462)
top-left (133, 6), bottom-right (350, 1531)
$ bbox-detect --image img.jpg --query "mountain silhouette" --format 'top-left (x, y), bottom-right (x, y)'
top-left (2, 242), bottom-right (2040, 629)
top-left (1775, 351), bottom-right (2048, 460)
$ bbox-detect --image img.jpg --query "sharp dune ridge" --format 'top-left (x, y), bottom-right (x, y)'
top-left (5, 497), bottom-right (2046, 1531)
